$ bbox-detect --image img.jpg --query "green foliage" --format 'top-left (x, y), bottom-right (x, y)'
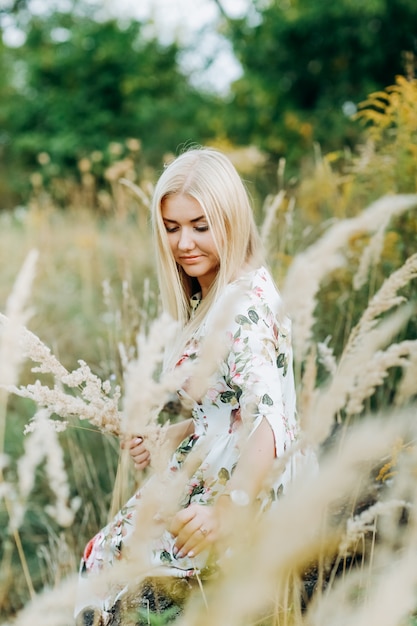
top-left (2, 0), bottom-right (417, 206)
top-left (0, 7), bottom-right (222, 204)
top-left (261, 75), bottom-right (417, 398)
top-left (353, 75), bottom-right (417, 196)
top-left (1, 397), bottom-right (119, 614)
top-left (221, 0), bottom-right (417, 168)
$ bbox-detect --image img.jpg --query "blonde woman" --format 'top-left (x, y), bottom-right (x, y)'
top-left (75, 147), bottom-right (299, 625)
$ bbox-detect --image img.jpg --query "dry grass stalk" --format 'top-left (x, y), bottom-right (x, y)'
top-left (316, 337), bottom-right (337, 377)
top-left (344, 252), bottom-right (417, 358)
top-left (302, 251), bottom-right (417, 443)
top-left (304, 306), bottom-right (410, 445)
top-left (353, 218), bottom-right (390, 290)
top-left (298, 347), bottom-right (319, 437)
top-left (14, 409), bottom-right (81, 529)
top-left (0, 321), bottom-right (122, 435)
top-left (345, 339), bottom-right (417, 416)
top-left (308, 552), bottom-right (417, 626)
top-left (309, 474), bottom-right (417, 626)
top-left (395, 344), bottom-right (417, 405)
top-left (260, 190), bottom-right (286, 246)
top-left (111, 311), bottom-right (196, 513)
top-left (5, 406), bottom-right (417, 626)
top-left (0, 250), bottom-right (40, 605)
top-left (122, 312), bottom-right (182, 440)
top-left (338, 499), bottom-right (411, 557)
top-left (119, 177), bottom-right (152, 210)
top-left (0, 250), bottom-right (39, 449)
top-left (177, 412), bottom-right (413, 626)
top-left (4, 575), bottom-right (77, 626)
top-left (282, 195), bottom-right (417, 361)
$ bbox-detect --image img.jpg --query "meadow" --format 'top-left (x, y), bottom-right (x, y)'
top-left (0, 76), bottom-right (417, 626)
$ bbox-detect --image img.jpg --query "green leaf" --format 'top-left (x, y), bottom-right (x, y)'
top-left (220, 390), bottom-right (236, 403)
top-left (277, 353), bottom-right (286, 368)
top-left (235, 314), bottom-right (251, 325)
top-left (218, 467), bottom-right (230, 482)
top-left (261, 393), bottom-right (273, 406)
top-left (160, 550), bottom-right (172, 563)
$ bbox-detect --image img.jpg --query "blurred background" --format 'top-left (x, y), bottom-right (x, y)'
top-left (0, 0), bottom-right (417, 620)
top-left (1, 0), bottom-right (417, 210)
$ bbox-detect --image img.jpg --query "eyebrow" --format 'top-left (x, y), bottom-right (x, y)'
top-left (163, 215), bottom-right (207, 224)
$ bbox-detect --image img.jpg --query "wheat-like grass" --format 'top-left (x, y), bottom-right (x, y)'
top-left (344, 252), bottom-right (417, 358)
top-left (299, 250), bottom-right (417, 445)
top-left (0, 250), bottom-right (40, 604)
top-left (395, 346), bottom-right (417, 406)
top-left (260, 190), bottom-right (286, 247)
top-left (6, 408), bottom-right (414, 626)
top-left (282, 195), bottom-right (417, 362)
top-left (0, 321), bottom-right (122, 436)
top-left (316, 337), bottom-right (337, 377)
top-left (353, 218), bottom-right (390, 291)
top-left (2, 185), bottom-right (417, 626)
top-left (338, 499), bottom-right (411, 557)
top-left (0, 250), bottom-right (39, 448)
top-left (2, 575), bottom-right (77, 626)
top-left (345, 339), bottom-right (417, 416)
top-left (14, 408), bottom-right (81, 529)
top-left (3, 324), bottom-right (417, 626)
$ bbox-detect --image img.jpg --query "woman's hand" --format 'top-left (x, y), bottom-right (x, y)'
top-left (169, 503), bottom-right (220, 558)
top-left (121, 436), bottom-right (151, 471)
top-left (120, 419), bottom-right (194, 473)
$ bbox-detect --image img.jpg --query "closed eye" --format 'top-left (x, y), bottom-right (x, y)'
top-left (164, 225), bottom-right (179, 233)
top-left (163, 224), bottom-right (209, 233)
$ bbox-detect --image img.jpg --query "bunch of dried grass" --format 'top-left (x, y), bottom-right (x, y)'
top-left (1, 185), bottom-right (417, 625)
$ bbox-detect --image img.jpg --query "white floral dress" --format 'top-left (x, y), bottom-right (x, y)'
top-left (75, 266), bottom-right (299, 616)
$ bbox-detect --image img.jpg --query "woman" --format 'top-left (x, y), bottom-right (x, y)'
top-left (75, 147), bottom-right (299, 625)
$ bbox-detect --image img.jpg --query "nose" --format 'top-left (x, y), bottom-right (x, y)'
top-left (178, 228), bottom-right (195, 251)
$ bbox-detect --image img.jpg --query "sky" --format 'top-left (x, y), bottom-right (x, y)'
top-left (104, 0), bottom-right (253, 93)
top-left (1, 0), bottom-right (255, 94)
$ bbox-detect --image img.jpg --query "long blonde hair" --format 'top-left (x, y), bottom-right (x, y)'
top-left (151, 147), bottom-right (264, 366)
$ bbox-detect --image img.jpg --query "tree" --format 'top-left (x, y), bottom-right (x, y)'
top-left (219, 0), bottom-right (417, 169)
top-left (0, 6), bottom-right (222, 205)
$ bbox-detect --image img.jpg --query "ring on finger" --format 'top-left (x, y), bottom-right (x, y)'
top-left (199, 526), bottom-right (208, 536)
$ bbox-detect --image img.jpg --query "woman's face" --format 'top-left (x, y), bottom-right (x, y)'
top-left (161, 193), bottom-right (220, 297)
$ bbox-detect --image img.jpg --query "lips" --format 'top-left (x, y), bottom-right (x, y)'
top-left (179, 256), bottom-right (201, 263)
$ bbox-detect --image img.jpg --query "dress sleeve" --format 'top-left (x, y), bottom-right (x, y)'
top-left (224, 296), bottom-right (295, 458)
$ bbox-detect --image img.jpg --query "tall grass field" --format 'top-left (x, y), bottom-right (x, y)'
top-left (0, 76), bottom-right (417, 626)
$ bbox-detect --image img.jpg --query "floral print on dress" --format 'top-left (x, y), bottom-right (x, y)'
top-left (75, 266), bottom-right (298, 617)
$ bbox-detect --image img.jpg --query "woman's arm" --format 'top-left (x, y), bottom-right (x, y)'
top-left (171, 280), bottom-right (293, 557)
top-left (217, 416), bottom-right (275, 502)
top-left (169, 417), bottom-right (275, 558)
top-left (166, 418), bottom-right (195, 449)
top-left (123, 418), bottom-right (195, 470)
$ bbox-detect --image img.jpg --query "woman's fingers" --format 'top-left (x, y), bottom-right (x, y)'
top-left (121, 436), bottom-right (151, 470)
top-left (120, 435), bottom-right (142, 450)
top-left (177, 523), bottom-right (212, 558)
top-left (133, 450), bottom-right (151, 470)
top-left (170, 505), bottom-right (216, 557)
top-left (123, 436), bottom-right (143, 450)
top-left (169, 505), bottom-right (196, 536)
top-left (174, 520), bottom-right (208, 557)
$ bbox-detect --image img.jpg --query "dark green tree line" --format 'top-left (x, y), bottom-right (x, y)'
top-left (219, 0), bottom-right (417, 168)
top-left (0, 5), bottom-right (222, 206)
top-left (1, 0), bottom-right (417, 207)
